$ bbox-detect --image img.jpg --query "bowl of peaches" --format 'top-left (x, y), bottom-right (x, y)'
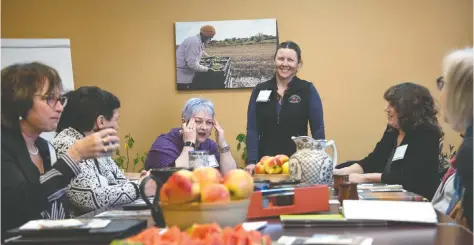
top-left (141, 168), bottom-right (254, 230)
top-left (253, 154), bottom-right (290, 182)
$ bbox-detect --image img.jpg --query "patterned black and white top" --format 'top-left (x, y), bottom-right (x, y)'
top-left (52, 127), bottom-right (140, 217)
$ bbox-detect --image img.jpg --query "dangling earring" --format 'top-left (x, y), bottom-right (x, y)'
top-left (19, 116), bottom-right (23, 120)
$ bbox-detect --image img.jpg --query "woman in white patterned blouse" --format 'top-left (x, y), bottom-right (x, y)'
top-left (52, 86), bottom-right (154, 216)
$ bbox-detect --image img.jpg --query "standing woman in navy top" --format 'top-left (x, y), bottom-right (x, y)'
top-left (244, 41), bottom-right (325, 173)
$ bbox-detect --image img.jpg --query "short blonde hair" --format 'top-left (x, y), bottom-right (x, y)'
top-left (442, 47), bottom-right (473, 131)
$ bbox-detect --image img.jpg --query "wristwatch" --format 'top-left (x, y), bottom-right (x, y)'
top-left (184, 141), bottom-right (195, 148)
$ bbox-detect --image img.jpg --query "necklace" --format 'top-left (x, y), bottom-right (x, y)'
top-left (28, 145), bottom-right (39, 155)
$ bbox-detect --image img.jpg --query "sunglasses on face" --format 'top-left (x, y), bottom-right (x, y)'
top-left (35, 94), bottom-right (68, 108)
top-left (436, 76), bottom-right (445, 90)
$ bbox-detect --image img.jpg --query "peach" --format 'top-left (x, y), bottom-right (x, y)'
top-left (223, 169), bottom-right (254, 200)
top-left (160, 169), bottom-right (200, 204)
top-left (255, 162), bottom-right (265, 174)
top-left (192, 167), bottom-right (223, 189)
top-left (200, 183), bottom-right (231, 203)
top-left (264, 159), bottom-right (282, 174)
top-left (282, 162), bottom-right (289, 174)
top-left (274, 154), bottom-right (289, 166)
top-left (260, 156), bottom-right (273, 165)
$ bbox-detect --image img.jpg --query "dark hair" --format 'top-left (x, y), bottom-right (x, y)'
top-left (274, 41), bottom-right (302, 63)
top-left (56, 86), bottom-right (120, 133)
top-left (384, 82), bottom-right (442, 135)
top-left (1, 62), bottom-right (63, 129)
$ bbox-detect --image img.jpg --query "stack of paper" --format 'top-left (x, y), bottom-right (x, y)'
top-left (357, 183), bottom-right (404, 192)
top-left (343, 200), bottom-right (438, 224)
top-left (95, 210), bottom-right (151, 218)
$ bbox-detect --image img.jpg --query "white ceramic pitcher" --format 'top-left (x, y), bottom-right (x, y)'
top-left (288, 136), bottom-right (338, 185)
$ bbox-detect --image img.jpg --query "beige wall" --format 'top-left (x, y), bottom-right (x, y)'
top-left (2, 0), bottom-right (472, 170)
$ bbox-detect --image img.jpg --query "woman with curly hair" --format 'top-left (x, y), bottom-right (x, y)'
top-left (334, 82), bottom-right (442, 200)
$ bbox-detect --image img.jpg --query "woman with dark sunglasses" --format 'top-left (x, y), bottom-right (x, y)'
top-left (1, 62), bottom-right (120, 241)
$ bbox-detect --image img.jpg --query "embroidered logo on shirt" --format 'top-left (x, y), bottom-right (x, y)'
top-left (288, 95), bottom-right (301, 104)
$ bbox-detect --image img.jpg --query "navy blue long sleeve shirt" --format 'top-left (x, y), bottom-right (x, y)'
top-left (246, 83), bottom-right (325, 165)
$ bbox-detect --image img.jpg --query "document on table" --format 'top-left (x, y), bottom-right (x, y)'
top-left (95, 210), bottom-right (151, 218)
top-left (19, 219), bottom-right (111, 230)
top-left (277, 234), bottom-right (373, 245)
top-left (343, 200), bottom-right (438, 224)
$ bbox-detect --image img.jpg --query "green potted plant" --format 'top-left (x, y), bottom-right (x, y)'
top-left (439, 137), bottom-right (457, 176)
top-left (114, 134), bottom-right (148, 173)
top-left (236, 133), bottom-right (247, 168)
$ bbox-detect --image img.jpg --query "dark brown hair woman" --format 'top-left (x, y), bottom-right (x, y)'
top-left (334, 82), bottom-right (442, 201)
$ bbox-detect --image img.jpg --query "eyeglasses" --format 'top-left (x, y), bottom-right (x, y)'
top-left (436, 76), bottom-right (445, 90)
top-left (35, 94), bottom-right (68, 108)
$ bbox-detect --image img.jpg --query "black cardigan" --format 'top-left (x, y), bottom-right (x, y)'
top-left (359, 125), bottom-right (441, 200)
top-left (1, 126), bottom-right (81, 241)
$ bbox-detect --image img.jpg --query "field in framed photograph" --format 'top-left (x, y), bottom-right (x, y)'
top-left (175, 18), bottom-right (278, 90)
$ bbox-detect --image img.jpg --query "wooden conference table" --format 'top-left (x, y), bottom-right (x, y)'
top-left (77, 198), bottom-right (473, 245)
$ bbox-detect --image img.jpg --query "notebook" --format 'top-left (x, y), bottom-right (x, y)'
top-left (5, 219), bottom-right (147, 244)
top-left (280, 214), bottom-right (387, 227)
top-left (121, 197), bottom-right (155, 210)
top-left (358, 191), bottom-right (426, 201)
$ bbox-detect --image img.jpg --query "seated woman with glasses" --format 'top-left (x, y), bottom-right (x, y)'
top-left (52, 86), bottom-right (155, 216)
top-left (1, 63), bottom-right (120, 240)
top-left (145, 97), bottom-right (237, 175)
top-left (334, 82), bottom-right (442, 201)
top-left (432, 48), bottom-right (473, 231)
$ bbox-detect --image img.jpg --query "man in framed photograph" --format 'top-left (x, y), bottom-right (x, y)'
top-left (176, 25), bottom-right (216, 90)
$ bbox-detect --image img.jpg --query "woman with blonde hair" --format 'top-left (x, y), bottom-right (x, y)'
top-left (437, 47), bottom-right (473, 230)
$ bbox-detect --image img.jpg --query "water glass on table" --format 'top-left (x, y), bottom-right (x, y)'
top-left (333, 174), bottom-right (349, 195)
top-left (188, 150), bottom-right (210, 169)
top-left (338, 182), bottom-right (359, 205)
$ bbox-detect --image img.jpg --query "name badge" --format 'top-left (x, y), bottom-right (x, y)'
top-left (256, 90), bottom-right (272, 102)
top-left (392, 144), bottom-right (408, 161)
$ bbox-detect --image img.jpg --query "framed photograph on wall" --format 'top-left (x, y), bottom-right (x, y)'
top-left (175, 18), bottom-right (278, 90)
